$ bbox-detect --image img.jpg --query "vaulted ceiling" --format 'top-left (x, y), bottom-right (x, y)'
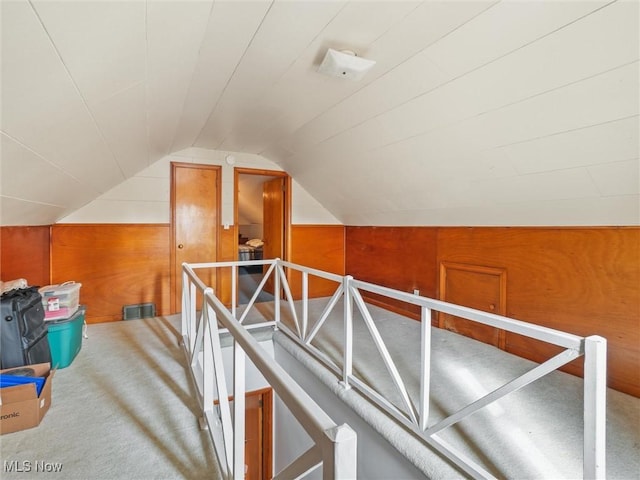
top-left (1, 0), bottom-right (638, 226)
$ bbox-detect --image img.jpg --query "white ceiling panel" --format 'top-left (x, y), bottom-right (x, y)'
top-left (446, 0), bottom-right (639, 120)
top-left (220, 0), bottom-right (424, 153)
top-left (0, 196), bottom-right (67, 227)
top-left (90, 83), bottom-right (150, 177)
top-left (391, 60), bottom-right (638, 176)
top-left (171, 0), bottom-right (272, 152)
top-left (395, 136), bottom-right (519, 182)
top-left (272, 54), bottom-right (449, 159)
top-left (0, 2), bottom-right (85, 136)
top-left (341, 195), bottom-right (640, 227)
top-left (60, 198), bottom-right (169, 225)
top-left (100, 176), bottom-right (169, 203)
top-left (274, 0), bottom-right (495, 158)
top-left (195, 0), bottom-right (345, 150)
top-left (30, 0), bottom-right (146, 105)
top-left (276, 0), bottom-right (609, 162)
top-left (28, 1), bottom-right (150, 177)
top-left (467, 62), bottom-right (639, 150)
top-left (1, 134), bottom-right (95, 207)
top-left (470, 168), bottom-right (600, 205)
top-left (1, 1), bottom-right (637, 226)
top-left (504, 116), bottom-right (640, 175)
top-left (1, 1), bottom-right (124, 192)
top-left (312, 8), bottom-right (639, 164)
top-left (424, 0), bottom-right (609, 77)
top-left (491, 195), bottom-right (640, 226)
top-left (146, 0), bottom-right (214, 158)
top-left (588, 159), bottom-right (640, 196)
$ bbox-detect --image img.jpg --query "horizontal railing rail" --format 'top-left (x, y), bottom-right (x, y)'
top-left (182, 258), bottom-right (606, 480)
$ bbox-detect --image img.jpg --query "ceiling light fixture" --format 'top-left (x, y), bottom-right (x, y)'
top-left (317, 48), bottom-right (376, 81)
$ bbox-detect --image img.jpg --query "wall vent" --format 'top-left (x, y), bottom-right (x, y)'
top-left (123, 303), bottom-right (156, 320)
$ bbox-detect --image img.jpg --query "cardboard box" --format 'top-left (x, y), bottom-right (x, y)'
top-left (0, 363), bottom-right (54, 434)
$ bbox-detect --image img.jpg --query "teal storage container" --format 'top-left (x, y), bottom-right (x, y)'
top-left (46, 306), bottom-right (85, 369)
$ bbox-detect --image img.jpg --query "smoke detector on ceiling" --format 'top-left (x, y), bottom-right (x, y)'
top-left (318, 48), bottom-right (376, 81)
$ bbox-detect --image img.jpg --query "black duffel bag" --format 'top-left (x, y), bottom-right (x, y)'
top-left (1, 287), bottom-right (51, 369)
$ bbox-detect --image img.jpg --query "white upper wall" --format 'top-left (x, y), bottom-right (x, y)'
top-left (59, 148), bottom-right (341, 225)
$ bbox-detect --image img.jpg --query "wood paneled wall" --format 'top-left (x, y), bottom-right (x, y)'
top-left (289, 225), bottom-right (345, 298)
top-left (346, 226), bottom-right (640, 397)
top-left (345, 226), bottom-right (438, 318)
top-left (438, 227), bottom-right (640, 397)
top-left (5, 223), bottom-right (637, 396)
top-left (0, 226), bottom-right (51, 287)
top-left (217, 227), bottom-right (237, 306)
top-left (51, 224), bottom-right (171, 323)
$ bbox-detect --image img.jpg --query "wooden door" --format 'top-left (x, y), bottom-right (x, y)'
top-left (244, 389), bottom-right (272, 480)
top-left (438, 262), bottom-right (507, 348)
top-left (171, 163), bottom-right (220, 313)
top-left (225, 389), bottom-right (272, 480)
top-left (262, 177), bottom-right (285, 293)
top-left (262, 177), bottom-right (285, 261)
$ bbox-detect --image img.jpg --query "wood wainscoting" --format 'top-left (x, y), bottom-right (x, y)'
top-left (217, 226), bottom-right (238, 307)
top-left (51, 224), bottom-right (171, 323)
top-left (288, 225), bottom-right (345, 299)
top-left (345, 226), bottom-right (438, 320)
top-left (1, 226), bottom-right (51, 287)
top-left (346, 226), bottom-right (640, 398)
top-left (437, 227), bottom-right (640, 397)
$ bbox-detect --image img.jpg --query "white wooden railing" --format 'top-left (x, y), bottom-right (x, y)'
top-left (181, 260), bottom-right (357, 480)
top-left (182, 258), bottom-right (607, 480)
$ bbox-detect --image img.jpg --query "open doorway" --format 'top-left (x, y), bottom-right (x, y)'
top-left (234, 168), bottom-right (290, 303)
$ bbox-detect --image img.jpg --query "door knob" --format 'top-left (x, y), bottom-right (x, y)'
top-left (178, 244), bottom-right (184, 249)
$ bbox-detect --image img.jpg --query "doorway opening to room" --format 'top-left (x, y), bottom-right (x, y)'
top-left (234, 168), bottom-right (291, 303)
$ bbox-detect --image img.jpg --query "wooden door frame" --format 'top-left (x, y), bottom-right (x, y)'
top-left (252, 387), bottom-right (273, 480)
top-left (170, 162), bottom-right (222, 313)
top-left (233, 168), bottom-right (292, 263)
top-left (214, 387), bottom-right (273, 480)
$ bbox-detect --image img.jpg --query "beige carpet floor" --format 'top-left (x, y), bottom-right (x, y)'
top-left (1, 300), bottom-right (638, 480)
top-left (0, 316), bottom-right (218, 480)
top-left (246, 298), bottom-right (640, 479)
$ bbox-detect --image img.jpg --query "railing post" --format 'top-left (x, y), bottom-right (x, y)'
top-left (189, 281), bottom-right (197, 353)
top-left (584, 335), bottom-right (607, 480)
top-left (181, 269), bottom-right (188, 338)
top-left (341, 276), bottom-right (354, 390)
top-left (302, 271), bottom-right (309, 339)
top-left (202, 302), bottom-right (215, 416)
top-left (275, 259), bottom-right (281, 325)
top-left (419, 306), bottom-right (432, 430)
top-left (233, 340), bottom-right (246, 479)
top-left (231, 265), bottom-right (237, 319)
top-left (322, 424), bottom-right (357, 480)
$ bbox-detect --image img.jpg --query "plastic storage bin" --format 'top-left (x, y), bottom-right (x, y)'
top-left (39, 282), bottom-right (81, 321)
top-left (46, 306), bottom-right (85, 369)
